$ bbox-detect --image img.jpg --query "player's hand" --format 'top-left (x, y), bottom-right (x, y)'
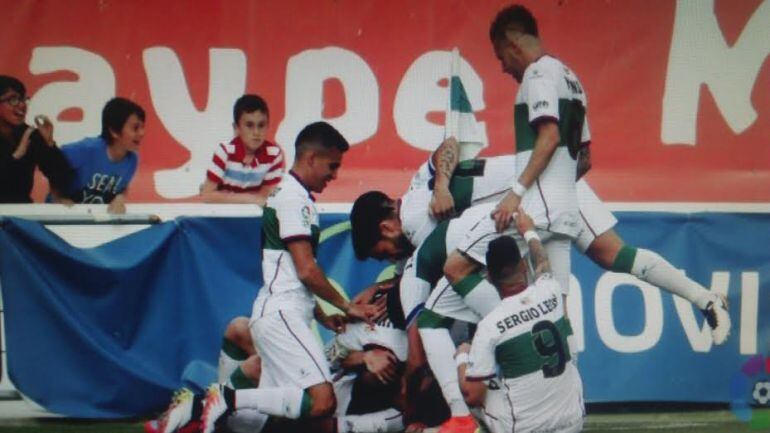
top-left (320, 313), bottom-right (347, 333)
top-left (363, 349), bottom-right (398, 384)
top-left (513, 207), bottom-right (535, 236)
top-left (352, 278), bottom-right (397, 305)
top-left (345, 302), bottom-right (382, 327)
top-left (34, 115), bottom-right (55, 147)
top-left (491, 190), bottom-right (521, 233)
top-left (430, 186), bottom-right (455, 221)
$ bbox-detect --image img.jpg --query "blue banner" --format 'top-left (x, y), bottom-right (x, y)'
top-left (0, 212), bottom-right (768, 417)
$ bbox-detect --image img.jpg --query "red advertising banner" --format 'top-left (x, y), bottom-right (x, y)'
top-left (2, 0), bottom-right (768, 202)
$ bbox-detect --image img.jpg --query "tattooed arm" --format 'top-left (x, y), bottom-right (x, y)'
top-left (429, 137), bottom-right (459, 220)
top-left (513, 209), bottom-right (551, 278)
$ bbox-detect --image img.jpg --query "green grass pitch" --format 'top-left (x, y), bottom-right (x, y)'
top-left (0, 410), bottom-right (766, 433)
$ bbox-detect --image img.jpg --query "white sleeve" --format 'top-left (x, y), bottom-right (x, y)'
top-left (524, 71), bottom-right (559, 124)
top-left (465, 320), bottom-right (498, 380)
top-left (275, 193), bottom-right (313, 241)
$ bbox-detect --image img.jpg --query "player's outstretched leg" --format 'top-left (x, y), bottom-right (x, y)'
top-left (587, 230), bottom-right (732, 344)
top-left (417, 311), bottom-right (477, 433)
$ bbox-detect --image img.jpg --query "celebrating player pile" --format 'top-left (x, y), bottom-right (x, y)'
top-left (146, 4), bottom-right (731, 433)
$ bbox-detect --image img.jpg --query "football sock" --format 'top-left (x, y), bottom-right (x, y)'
top-left (451, 273), bottom-right (500, 317)
top-left (218, 338), bottom-right (249, 384)
top-left (337, 408), bottom-right (404, 433)
top-left (228, 367), bottom-right (255, 389)
top-left (614, 246), bottom-right (711, 309)
top-left (234, 387), bottom-right (307, 419)
top-left (418, 327), bottom-right (470, 417)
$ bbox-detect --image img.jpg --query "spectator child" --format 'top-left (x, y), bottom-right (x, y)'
top-left (200, 94), bottom-right (284, 205)
top-left (0, 75), bottom-right (73, 203)
top-left (55, 97), bottom-right (145, 214)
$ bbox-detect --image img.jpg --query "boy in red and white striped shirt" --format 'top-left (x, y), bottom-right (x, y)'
top-left (200, 95), bottom-right (284, 205)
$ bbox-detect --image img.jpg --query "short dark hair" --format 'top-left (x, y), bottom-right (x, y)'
top-left (101, 97), bottom-right (145, 143)
top-left (233, 94), bottom-right (269, 124)
top-left (295, 121), bottom-right (349, 156)
top-left (0, 75), bottom-right (26, 97)
top-left (489, 4), bottom-right (539, 43)
top-left (486, 236), bottom-right (522, 285)
top-left (350, 191), bottom-right (395, 260)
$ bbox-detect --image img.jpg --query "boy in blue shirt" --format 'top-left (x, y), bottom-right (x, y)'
top-left (54, 97), bottom-right (145, 213)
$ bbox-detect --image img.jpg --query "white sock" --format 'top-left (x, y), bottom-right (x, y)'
top-left (226, 409), bottom-right (269, 433)
top-left (235, 387), bottom-right (305, 419)
top-left (418, 327), bottom-right (470, 417)
top-left (218, 338), bottom-right (249, 384)
top-left (632, 249), bottom-right (711, 309)
top-left (337, 408), bottom-right (404, 433)
top-left (218, 351), bottom-right (243, 384)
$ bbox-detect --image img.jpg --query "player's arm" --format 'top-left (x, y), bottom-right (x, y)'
top-left (287, 240), bottom-right (381, 324)
top-left (513, 208), bottom-right (551, 278)
top-left (199, 179), bottom-right (267, 205)
top-left (351, 277), bottom-right (398, 305)
top-left (430, 136), bottom-right (460, 220)
top-left (314, 303), bottom-right (346, 333)
top-left (455, 343), bottom-right (488, 407)
top-left (575, 144), bottom-right (591, 180)
top-left (492, 121), bottom-right (560, 232)
top-left (340, 348), bottom-right (399, 384)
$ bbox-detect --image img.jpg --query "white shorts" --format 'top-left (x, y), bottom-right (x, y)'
top-left (421, 276), bottom-right (502, 325)
top-left (455, 217), bottom-right (572, 296)
top-left (574, 179), bottom-right (617, 253)
top-left (250, 310), bottom-right (332, 390)
top-left (466, 155), bottom-right (516, 205)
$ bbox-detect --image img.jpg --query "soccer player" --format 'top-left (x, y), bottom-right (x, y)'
top-left (457, 211), bottom-right (584, 433)
top-left (200, 94), bottom-right (284, 205)
top-left (198, 121), bottom-right (381, 433)
top-left (441, 4), bottom-right (590, 317)
top-left (151, 284), bottom-right (419, 433)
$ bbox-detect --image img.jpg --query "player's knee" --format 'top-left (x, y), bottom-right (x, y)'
top-left (307, 383), bottom-right (336, 417)
top-left (586, 230), bottom-right (624, 270)
top-left (224, 317), bottom-right (255, 356)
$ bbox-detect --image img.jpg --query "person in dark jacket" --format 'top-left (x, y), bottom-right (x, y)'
top-left (0, 75), bottom-right (73, 203)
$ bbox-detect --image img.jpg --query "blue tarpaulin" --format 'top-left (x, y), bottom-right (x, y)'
top-left (0, 213), bottom-right (767, 417)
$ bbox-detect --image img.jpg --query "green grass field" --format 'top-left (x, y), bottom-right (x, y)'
top-left (0, 410), bottom-right (765, 433)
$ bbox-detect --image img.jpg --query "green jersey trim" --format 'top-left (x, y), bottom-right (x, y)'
top-left (415, 220), bottom-right (450, 286)
top-left (495, 317), bottom-right (573, 379)
top-left (261, 206), bottom-right (320, 255)
top-left (417, 308), bottom-right (456, 329)
top-left (514, 99), bottom-right (586, 155)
